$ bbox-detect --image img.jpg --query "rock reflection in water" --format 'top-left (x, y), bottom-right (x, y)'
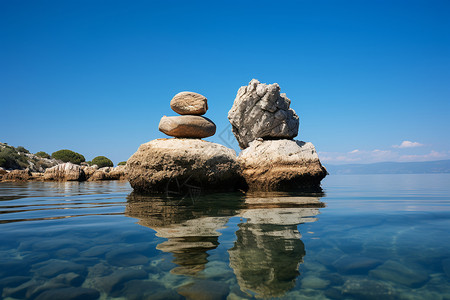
top-left (125, 194), bottom-right (241, 276)
top-left (229, 193), bottom-right (323, 298)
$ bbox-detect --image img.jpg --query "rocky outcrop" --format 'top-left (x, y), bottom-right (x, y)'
top-left (82, 165), bottom-right (99, 179)
top-left (88, 166), bottom-right (127, 181)
top-left (227, 79), bottom-right (327, 191)
top-left (158, 116), bottom-right (216, 138)
top-left (238, 139), bottom-right (327, 191)
top-left (127, 139), bottom-right (242, 193)
top-left (170, 92), bottom-right (208, 115)
top-left (43, 163), bottom-right (86, 181)
top-left (228, 79), bottom-right (299, 149)
top-left (2, 169), bottom-right (32, 181)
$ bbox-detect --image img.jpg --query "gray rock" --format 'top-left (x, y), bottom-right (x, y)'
top-left (105, 248), bottom-right (149, 267)
top-left (35, 287), bottom-right (100, 300)
top-left (301, 276), bottom-right (330, 289)
top-left (238, 139), bottom-right (327, 191)
top-left (127, 138), bottom-right (242, 193)
top-left (115, 279), bottom-right (165, 299)
top-left (342, 278), bottom-right (396, 300)
top-left (369, 260), bottom-right (429, 287)
top-left (32, 259), bottom-right (86, 278)
top-left (170, 91), bottom-right (208, 115)
top-left (332, 255), bottom-right (382, 274)
top-left (2, 279), bottom-right (44, 299)
top-left (81, 245), bottom-right (114, 257)
top-left (177, 280), bottom-right (229, 300)
top-left (87, 262), bottom-right (113, 277)
top-left (0, 276), bottom-right (31, 289)
top-left (228, 79), bottom-right (299, 149)
top-left (52, 272), bottom-right (85, 287)
top-left (158, 115), bottom-right (216, 138)
top-left (94, 269), bottom-right (147, 294)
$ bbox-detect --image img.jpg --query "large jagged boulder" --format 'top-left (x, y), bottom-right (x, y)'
top-left (127, 138), bottom-right (242, 193)
top-left (228, 79), bottom-right (299, 149)
top-left (238, 139), bottom-right (327, 191)
top-left (43, 163), bottom-right (86, 181)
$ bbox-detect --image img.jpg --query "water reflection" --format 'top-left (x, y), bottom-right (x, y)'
top-left (126, 193), bottom-right (242, 276)
top-left (126, 192), bottom-right (324, 297)
top-left (229, 193), bottom-right (323, 298)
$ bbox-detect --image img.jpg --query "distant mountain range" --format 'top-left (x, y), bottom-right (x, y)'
top-left (325, 160), bottom-right (450, 175)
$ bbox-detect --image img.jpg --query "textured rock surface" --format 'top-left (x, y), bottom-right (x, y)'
top-left (238, 139), bottom-right (327, 191)
top-left (88, 166), bottom-right (127, 181)
top-left (159, 116), bottom-right (216, 138)
top-left (170, 91), bottom-right (208, 115)
top-left (2, 169), bottom-right (32, 181)
top-left (82, 165), bottom-right (98, 179)
top-left (228, 79), bottom-right (299, 149)
top-left (127, 139), bottom-right (242, 193)
top-left (43, 163), bottom-right (86, 181)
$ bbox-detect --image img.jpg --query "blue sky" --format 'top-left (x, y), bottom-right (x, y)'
top-left (1, 0), bottom-right (449, 165)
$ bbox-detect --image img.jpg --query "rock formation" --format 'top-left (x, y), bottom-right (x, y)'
top-left (228, 79), bottom-right (327, 191)
top-left (159, 92), bottom-right (215, 138)
top-left (2, 169), bottom-right (33, 181)
top-left (128, 91), bottom-right (242, 194)
top-left (88, 166), bottom-right (127, 181)
top-left (228, 79), bottom-right (299, 149)
top-left (239, 139), bottom-right (327, 191)
top-left (127, 139), bottom-right (241, 193)
top-left (43, 162), bottom-right (86, 181)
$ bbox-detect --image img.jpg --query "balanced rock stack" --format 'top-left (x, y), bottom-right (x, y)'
top-left (127, 92), bottom-right (242, 194)
top-left (158, 92), bottom-right (216, 138)
top-left (228, 79), bottom-right (327, 191)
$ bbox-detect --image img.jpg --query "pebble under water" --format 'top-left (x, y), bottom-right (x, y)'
top-left (0, 174), bottom-right (450, 299)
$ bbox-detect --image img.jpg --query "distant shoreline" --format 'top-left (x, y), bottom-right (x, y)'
top-left (325, 159), bottom-right (450, 175)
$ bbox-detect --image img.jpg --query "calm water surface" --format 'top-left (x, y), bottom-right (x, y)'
top-left (0, 174), bottom-right (449, 299)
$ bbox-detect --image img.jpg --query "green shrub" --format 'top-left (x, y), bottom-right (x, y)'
top-left (35, 151), bottom-right (50, 159)
top-left (51, 149), bottom-right (85, 164)
top-left (118, 161), bottom-right (126, 166)
top-left (86, 161), bottom-right (92, 166)
top-left (0, 147), bottom-right (29, 169)
top-left (16, 146), bottom-right (30, 153)
top-left (91, 156), bottom-right (114, 168)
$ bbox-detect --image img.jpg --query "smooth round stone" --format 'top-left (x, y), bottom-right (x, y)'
top-left (170, 92), bottom-right (208, 115)
top-left (159, 115), bottom-right (216, 138)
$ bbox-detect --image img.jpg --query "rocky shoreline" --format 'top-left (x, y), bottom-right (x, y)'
top-left (2, 79), bottom-right (328, 190)
top-left (0, 163), bottom-right (127, 182)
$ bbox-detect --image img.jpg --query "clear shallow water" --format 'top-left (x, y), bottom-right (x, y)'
top-left (0, 175), bottom-right (449, 299)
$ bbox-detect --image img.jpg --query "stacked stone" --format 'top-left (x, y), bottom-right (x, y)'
top-left (158, 92), bottom-right (216, 138)
top-left (228, 79), bottom-right (327, 191)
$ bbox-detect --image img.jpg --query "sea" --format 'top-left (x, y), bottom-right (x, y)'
top-left (0, 174), bottom-right (449, 299)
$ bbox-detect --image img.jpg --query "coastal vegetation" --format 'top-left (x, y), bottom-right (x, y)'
top-left (51, 149), bottom-right (85, 165)
top-left (35, 151), bottom-right (50, 159)
top-left (92, 156), bottom-right (114, 168)
top-left (0, 144), bottom-right (29, 169)
top-left (118, 161), bottom-right (126, 166)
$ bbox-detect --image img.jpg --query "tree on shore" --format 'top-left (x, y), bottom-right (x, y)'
top-left (52, 149), bottom-right (85, 165)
